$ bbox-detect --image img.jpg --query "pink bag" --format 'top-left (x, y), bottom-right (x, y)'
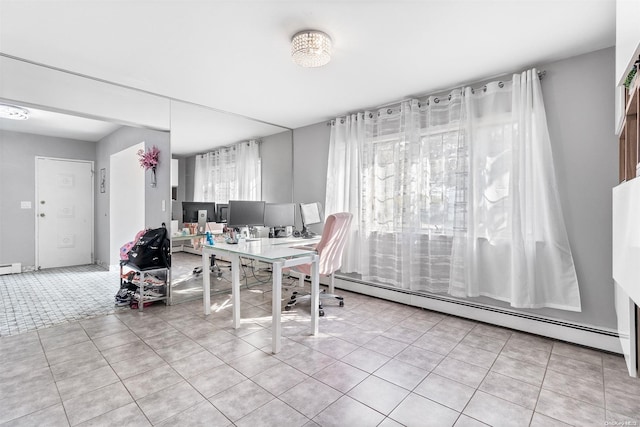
top-left (119, 229), bottom-right (146, 261)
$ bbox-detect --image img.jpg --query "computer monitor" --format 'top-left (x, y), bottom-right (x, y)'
top-left (216, 203), bottom-right (229, 223)
top-left (300, 202), bottom-right (323, 236)
top-left (264, 203), bottom-right (295, 238)
top-left (264, 203), bottom-right (296, 227)
top-left (227, 200), bottom-right (266, 228)
top-left (182, 201), bottom-right (216, 223)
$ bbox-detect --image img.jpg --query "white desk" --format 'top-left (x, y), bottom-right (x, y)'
top-left (201, 237), bottom-right (320, 354)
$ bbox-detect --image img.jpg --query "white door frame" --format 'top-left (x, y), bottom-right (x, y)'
top-left (35, 156), bottom-right (95, 269)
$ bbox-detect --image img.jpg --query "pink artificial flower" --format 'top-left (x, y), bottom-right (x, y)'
top-left (137, 146), bottom-right (160, 170)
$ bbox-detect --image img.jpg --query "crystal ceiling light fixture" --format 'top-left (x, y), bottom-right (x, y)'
top-left (291, 30), bottom-right (332, 68)
top-left (0, 103), bottom-right (30, 120)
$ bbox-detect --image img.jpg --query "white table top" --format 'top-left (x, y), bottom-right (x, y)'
top-left (203, 236), bottom-right (320, 262)
top-left (268, 236), bottom-right (321, 246)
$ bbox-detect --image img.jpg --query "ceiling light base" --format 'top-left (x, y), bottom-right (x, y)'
top-left (291, 30), bottom-right (332, 68)
top-left (0, 103), bottom-right (29, 120)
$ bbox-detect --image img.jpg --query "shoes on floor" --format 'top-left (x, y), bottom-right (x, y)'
top-left (144, 275), bottom-right (165, 285)
top-left (114, 288), bottom-right (132, 306)
top-left (130, 301), bottom-right (154, 309)
top-left (122, 282), bottom-right (137, 292)
top-left (141, 288), bottom-right (164, 298)
top-left (115, 298), bottom-right (131, 307)
top-left (132, 289), bottom-right (165, 300)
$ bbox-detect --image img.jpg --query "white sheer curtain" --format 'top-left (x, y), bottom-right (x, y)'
top-left (357, 97), bottom-right (463, 293)
top-left (325, 114), bottom-right (362, 273)
top-left (193, 140), bottom-right (261, 203)
top-left (326, 68), bottom-right (581, 311)
top-left (449, 70), bottom-right (581, 310)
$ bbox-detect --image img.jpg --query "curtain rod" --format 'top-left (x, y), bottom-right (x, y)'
top-left (327, 69), bottom-right (546, 125)
top-left (380, 69), bottom-right (547, 108)
top-left (196, 139), bottom-right (259, 157)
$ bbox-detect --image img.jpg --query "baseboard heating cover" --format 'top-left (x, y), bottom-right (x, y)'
top-left (334, 275), bottom-right (622, 354)
top-left (0, 263), bottom-right (22, 275)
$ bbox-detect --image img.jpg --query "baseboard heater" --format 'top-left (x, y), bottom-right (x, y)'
top-left (334, 274), bottom-right (621, 354)
top-left (0, 263), bottom-right (22, 275)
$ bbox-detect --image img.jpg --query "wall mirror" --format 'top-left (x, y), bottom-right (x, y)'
top-left (169, 100), bottom-right (291, 304)
top-left (0, 55), bottom-right (292, 307)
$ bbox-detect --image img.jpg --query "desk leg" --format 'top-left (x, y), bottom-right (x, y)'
top-left (230, 253), bottom-right (241, 329)
top-left (203, 251), bottom-right (211, 316)
top-left (310, 254), bottom-right (319, 336)
top-left (272, 261), bottom-right (283, 354)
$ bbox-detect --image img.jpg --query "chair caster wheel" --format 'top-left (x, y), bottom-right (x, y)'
top-left (319, 310), bottom-right (325, 317)
top-left (339, 301), bottom-right (344, 307)
top-left (285, 305), bottom-right (292, 311)
top-left (292, 291), bottom-right (298, 295)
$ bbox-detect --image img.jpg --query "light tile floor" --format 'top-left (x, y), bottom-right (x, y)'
top-left (0, 266), bottom-right (639, 426)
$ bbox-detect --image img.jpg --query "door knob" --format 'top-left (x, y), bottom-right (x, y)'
top-left (40, 213), bottom-right (45, 217)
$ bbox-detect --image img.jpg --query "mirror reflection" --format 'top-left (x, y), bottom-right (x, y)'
top-left (168, 100), bottom-right (292, 304)
top-left (0, 94), bottom-right (292, 314)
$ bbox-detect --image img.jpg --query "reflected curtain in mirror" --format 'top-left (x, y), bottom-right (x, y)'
top-left (194, 140), bottom-right (262, 203)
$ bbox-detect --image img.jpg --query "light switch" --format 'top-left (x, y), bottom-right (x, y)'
top-left (20, 201), bottom-right (31, 209)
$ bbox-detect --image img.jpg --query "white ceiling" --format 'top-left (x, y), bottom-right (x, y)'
top-left (0, 104), bottom-right (121, 142)
top-left (0, 0), bottom-right (616, 153)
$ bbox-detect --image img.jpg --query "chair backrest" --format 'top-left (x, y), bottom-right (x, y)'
top-left (314, 212), bottom-right (353, 276)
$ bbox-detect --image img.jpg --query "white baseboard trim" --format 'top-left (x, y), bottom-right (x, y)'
top-left (0, 263), bottom-right (22, 275)
top-left (334, 276), bottom-right (622, 354)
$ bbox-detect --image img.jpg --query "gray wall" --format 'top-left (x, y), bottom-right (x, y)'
top-left (261, 131), bottom-right (293, 203)
top-left (292, 123), bottom-right (331, 234)
top-left (527, 47), bottom-right (618, 328)
top-left (184, 156), bottom-right (196, 203)
top-left (95, 126), bottom-right (171, 266)
top-left (171, 157), bottom-right (187, 223)
top-left (0, 130), bottom-right (96, 268)
top-left (274, 47), bottom-right (618, 330)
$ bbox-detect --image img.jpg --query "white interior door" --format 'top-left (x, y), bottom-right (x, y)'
top-left (110, 143), bottom-right (145, 267)
top-left (36, 157), bottom-right (94, 269)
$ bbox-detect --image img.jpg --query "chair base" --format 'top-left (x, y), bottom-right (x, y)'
top-left (192, 254), bottom-right (223, 278)
top-left (284, 290), bottom-right (344, 317)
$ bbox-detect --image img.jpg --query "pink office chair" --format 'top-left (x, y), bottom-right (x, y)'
top-left (285, 212), bottom-right (353, 316)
